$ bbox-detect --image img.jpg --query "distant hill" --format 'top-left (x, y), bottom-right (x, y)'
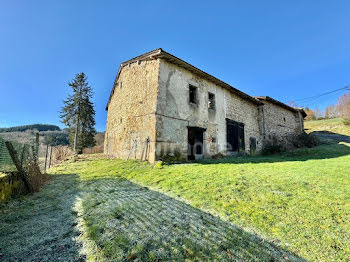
top-left (0, 124), bottom-right (104, 153)
top-left (0, 124), bottom-right (61, 133)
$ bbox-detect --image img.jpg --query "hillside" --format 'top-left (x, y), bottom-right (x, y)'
top-left (304, 118), bottom-right (350, 136)
top-left (0, 130), bottom-right (67, 145)
top-left (0, 124), bottom-right (61, 133)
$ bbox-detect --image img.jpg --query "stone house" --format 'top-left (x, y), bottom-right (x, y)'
top-left (105, 48), bottom-right (306, 162)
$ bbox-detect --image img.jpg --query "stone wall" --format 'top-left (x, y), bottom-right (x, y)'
top-left (105, 57), bottom-right (305, 162)
top-left (155, 59), bottom-right (263, 159)
top-left (261, 100), bottom-right (304, 141)
top-left (104, 60), bottom-right (160, 162)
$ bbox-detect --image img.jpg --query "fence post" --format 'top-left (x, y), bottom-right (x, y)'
top-left (35, 133), bottom-right (39, 160)
top-left (48, 146), bottom-right (53, 169)
top-left (5, 141), bottom-right (34, 193)
top-left (31, 145), bottom-right (37, 164)
top-left (44, 144), bottom-right (49, 172)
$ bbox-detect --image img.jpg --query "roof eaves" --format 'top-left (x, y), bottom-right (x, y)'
top-left (255, 96), bottom-right (306, 116)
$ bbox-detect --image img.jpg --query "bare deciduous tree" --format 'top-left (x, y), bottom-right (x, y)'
top-left (336, 93), bottom-right (350, 120)
top-left (325, 105), bottom-right (338, 119)
top-left (314, 107), bottom-right (324, 119)
top-left (304, 107), bottom-right (316, 121)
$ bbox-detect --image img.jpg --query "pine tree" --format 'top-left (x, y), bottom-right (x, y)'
top-left (60, 72), bottom-right (96, 153)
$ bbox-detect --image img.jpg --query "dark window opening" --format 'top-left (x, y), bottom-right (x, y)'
top-left (189, 85), bottom-right (197, 104)
top-left (188, 127), bottom-right (205, 160)
top-left (226, 119), bottom-right (245, 152)
top-left (208, 92), bottom-right (215, 110)
top-left (120, 81), bottom-right (123, 89)
top-left (283, 117), bottom-right (286, 122)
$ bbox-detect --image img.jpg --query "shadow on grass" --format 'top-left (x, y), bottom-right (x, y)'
top-left (0, 174), bottom-right (84, 261)
top-left (310, 131), bottom-right (350, 143)
top-left (193, 142), bottom-right (350, 165)
top-left (78, 176), bottom-right (305, 261)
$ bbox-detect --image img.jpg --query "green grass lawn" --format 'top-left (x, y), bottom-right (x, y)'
top-left (1, 142), bottom-right (350, 261)
top-left (0, 174), bottom-right (83, 261)
top-left (45, 143), bottom-right (350, 261)
top-left (305, 118), bottom-right (350, 136)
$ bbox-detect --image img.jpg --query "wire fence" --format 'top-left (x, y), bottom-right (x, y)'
top-left (0, 135), bottom-right (46, 195)
top-left (0, 137), bottom-right (35, 173)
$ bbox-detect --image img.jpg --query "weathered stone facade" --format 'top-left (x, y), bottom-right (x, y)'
top-left (261, 101), bottom-right (304, 135)
top-left (156, 60), bottom-right (262, 158)
top-left (105, 49), bottom-right (306, 162)
top-left (104, 59), bottom-right (159, 162)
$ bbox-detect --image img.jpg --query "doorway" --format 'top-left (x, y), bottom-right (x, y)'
top-left (188, 127), bottom-right (205, 160)
top-left (226, 119), bottom-right (245, 153)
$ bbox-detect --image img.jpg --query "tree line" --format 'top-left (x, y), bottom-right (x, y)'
top-left (0, 124), bottom-right (61, 133)
top-left (290, 92), bottom-right (350, 122)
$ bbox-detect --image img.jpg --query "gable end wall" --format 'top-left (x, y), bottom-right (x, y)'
top-left (104, 59), bottom-right (160, 162)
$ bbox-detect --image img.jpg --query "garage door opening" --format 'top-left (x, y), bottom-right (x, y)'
top-left (226, 119), bottom-right (245, 153)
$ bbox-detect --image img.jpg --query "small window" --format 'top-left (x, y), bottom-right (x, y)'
top-left (120, 81), bottom-right (123, 89)
top-left (208, 92), bottom-right (215, 110)
top-left (283, 117), bottom-right (286, 122)
top-left (189, 85), bottom-right (197, 104)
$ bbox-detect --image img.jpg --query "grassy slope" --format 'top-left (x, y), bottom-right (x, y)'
top-left (1, 160), bottom-right (303, 262)
top-left (305, 118), bottom-right (350, 135)
top-left (48, 143), bottom-right (350, 261)
top-left (2, 119), bottom-right (349, 261)
top-left (0, 174), bottom-right (83, 261)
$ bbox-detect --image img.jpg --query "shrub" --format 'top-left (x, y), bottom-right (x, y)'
top-left (83, 145), bottom-right (104, 154)
top-left (25, 161), bottom-right (47, 191)
top-left (262, 132), bottom-right (320, 155)
top-left (343, 118), bottom-right (350, 126)
top-left (211, 153), bottom-right (225, 159)
top-left (261, 143), bottom-right (283, 155)
top-left (293, 132), bottom-right (320, 148)
top-left (51, 146), bottom-right (74, 165)
top-left (261, 135), bottom-right (284, 155)
top-left (154, 161), bottom-right (163, 169)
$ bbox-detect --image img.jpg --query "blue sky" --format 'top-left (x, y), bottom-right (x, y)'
top-left (1, 1), bottom-right (350, 131)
